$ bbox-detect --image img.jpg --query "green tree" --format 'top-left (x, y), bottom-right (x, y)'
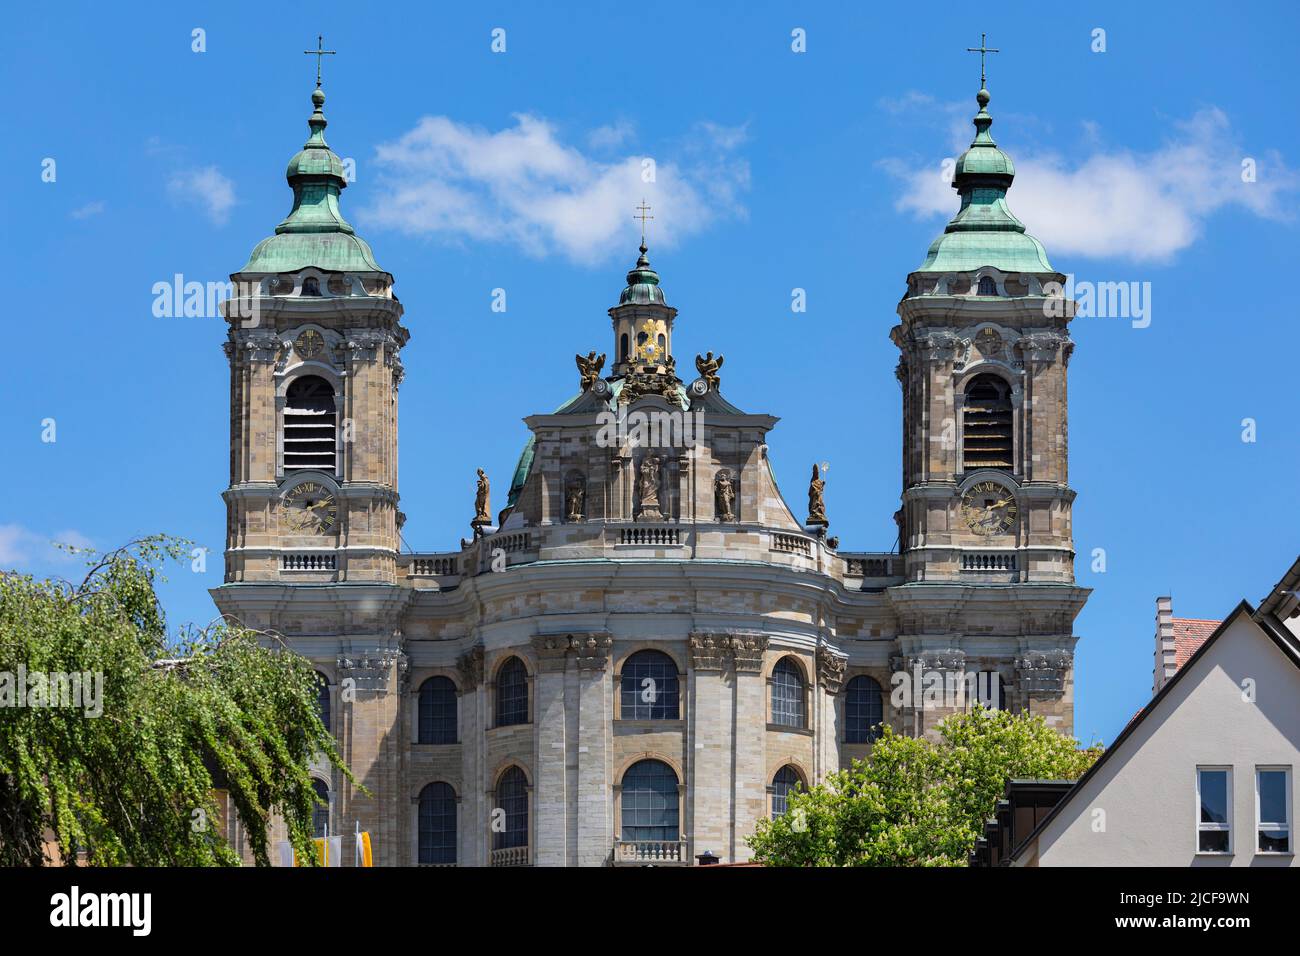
top-left (748, 708), bottom-right (1101, 866)
top-left (0, 536), bottom-right (358, 866)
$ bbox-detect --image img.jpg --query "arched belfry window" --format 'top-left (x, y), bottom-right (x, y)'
top-left (301, 276), bottom-right (321, 296)
top-left (620, 333), bottom-right (629, 362)
top-left (284, 376), bottom-right (338, 473)
top-left (962, 374), bottom-right (1013, 471)
top-left (977, 275), bottom-right (997, 296)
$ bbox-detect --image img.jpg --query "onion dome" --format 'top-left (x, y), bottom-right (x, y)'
top-left (240, 87), bottom-right (384, 274)
top-left (915, 86), bottom-right (1052, 275)
top-left (618, 243), bottom-right (667, 306)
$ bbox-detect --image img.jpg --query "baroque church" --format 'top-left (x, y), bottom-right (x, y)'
top-left (212, 73), bottom-right (1087, 866)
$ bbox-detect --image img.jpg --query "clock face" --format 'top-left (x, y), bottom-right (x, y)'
top-left (282, 481), bottom-right (338, 534)
top-left (295, 329), bottom-right (324, 359)
top-left (960, 481), bottom-right (1018, 536)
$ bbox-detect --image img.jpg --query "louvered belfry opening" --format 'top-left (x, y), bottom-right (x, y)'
top-left (962, 374), bottom-right (1014, 471)
top-left (284, 375), bottom-right (337, 473)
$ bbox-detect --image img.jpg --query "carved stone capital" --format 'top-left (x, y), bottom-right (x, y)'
top-left (1016, 649), bottom-right (1073, 697)
top-left (688, 632), bottom-right (728, 671)
top-left (816, 645), bottom-right (847, 693)
top-left (729, 633), bottom-right (769, 673)
top-left (457, 645), bottom-right (484, 690)
top-left (531, 634), bottom-right (571, 673)
top-left (242, 329), bottom-right (282, 365)
top-left (336, 647), bottom-right (405, 695)
top-left (571, 632), bottom-right (613, 671)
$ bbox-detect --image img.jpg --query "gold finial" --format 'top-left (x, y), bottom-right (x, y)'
top-left (965, 32), bottom-right (999, 88)
top-left (304, 34), bottom-right (337, 89)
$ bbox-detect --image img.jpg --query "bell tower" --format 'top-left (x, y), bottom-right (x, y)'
top-left (887, 75), bottom-right (1088, 735)
top-left (219, 84), bottom-right (408, 585)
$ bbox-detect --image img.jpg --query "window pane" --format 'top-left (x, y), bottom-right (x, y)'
top-left (845, 676), bottom-right (883, 743)
top-left (1199, 829), bottom-right (1230, 853)
top-left (418, 782), bottom-right (456, 865)
top-left (1258, 770), bottom-right (1287, 824)
top-left (620, 651), bottom-right (680, 720)
top-left (311, 779), bottom-right (330, 839)
top-left (419, 677), bottom-right (457, 744)
top-left (621, 759), bottom-right (679, 842)
top-left (771, 659), bottom-right (806, 728)
top-left (772, 766), bottom-right (801, 820)
top-left (494, 768), bottom-right (528, 850)
top-left (1259, 829), bottom-right (1290, 853)
top-left (496, 658), bottom-right (528, 726)
top-left (1199, 770), bottom-right (1228, 825)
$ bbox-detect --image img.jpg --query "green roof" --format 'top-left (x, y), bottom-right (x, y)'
top-left (240, 88), bottom-right (385, 275)
top-left (915, 87), bottom-right (1053, 275)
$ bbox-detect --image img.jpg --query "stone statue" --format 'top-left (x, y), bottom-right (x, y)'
top-left (715, 470), bottom-right (736, 522)
top-left (695, 351), bottom-right (724, 389)
top-left (472, 468), bottom-right (491, 528)
top-left (575, 350), bottom-right (606, 390)
top-left (807, 463), bottom-right (827, 527)
top-left (637, 455), bottom-right (662, 520)
top-left (565, 472), bottom-right (586, 521)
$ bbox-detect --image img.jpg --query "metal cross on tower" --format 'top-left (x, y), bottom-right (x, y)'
top-left (634, 199), bottom-right (654, 245)
top-left (304, 34), bottom-right (337, 89)
top-left (966, 33), bottom-right (999, 88)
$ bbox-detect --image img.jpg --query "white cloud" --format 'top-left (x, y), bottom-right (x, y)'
top-left (0, 525), bottom-right (93, 569)
top-left (587, 121), bottom-right (635, 151)
top-left (884, 104), bottom-right (1297, 263)
top-left (167, 165), bottom-right (236, 226)
top-left (69, 200), bottom-right (106, 220)
top-left (360, 114), bottom-right (750, 264)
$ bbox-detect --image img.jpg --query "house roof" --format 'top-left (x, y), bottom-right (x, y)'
top-left (1171, 617), bottom-right (1221, 669)
top-left (1009, 599), bottom-right (1300, 864)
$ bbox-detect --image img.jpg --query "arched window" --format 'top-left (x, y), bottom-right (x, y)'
top-left (977, 275), bottom-right (997, 296)
top-left (962, 374), bottom-right (1013, 471)
top-left (620, 650), bottom-right (679, 720)
top-left (302, 276), bottom-right (321, 296)
top-left (418, 676), bottom-right (457, 744)
top-left (418, 782), bottom-right (457, 865)
top-left (620, 333), bottom-right (629, 362)
top-left (315, 672), bottom-right (331, 732)
top-left (620, 759), bottom-right (679, 843)
top-left (495, 657), bottom-right (528, 727)
top-left (771, 765), bottom-right (803, 819)
top-left (284, 376), bottom-right (337, 473)
top-left (311, 779), bottom-right (330, 839)
top-left (494, 767), bottom-right (528, 850)
top-left (845, 675), bottom-right (884, 743)
top-left (770, 657), bottom-right (807, 728)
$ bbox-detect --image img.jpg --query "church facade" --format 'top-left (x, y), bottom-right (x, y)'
top-left (211, 79), bottom-right (1088, 866)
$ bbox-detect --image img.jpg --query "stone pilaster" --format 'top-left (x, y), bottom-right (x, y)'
top-left (687, 632), bottom-right (731, 860)
top-left (730, 633), bottom-right (768, 861)
top-left (457, 645), bottom-right (486, 865)
top-left (531, 635), bottom-right (571, 866)
top-left (816, 645), bottom-right (846, 782)
top-left (574, 632), bottom-right (613, 866)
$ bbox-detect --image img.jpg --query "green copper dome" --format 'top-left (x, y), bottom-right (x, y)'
top-left (915, 87), bottom-right (1053, 275)
top-left (240, 88), bottom-right (385, 274)
top-left (619, 244), bottom-right (667, 306)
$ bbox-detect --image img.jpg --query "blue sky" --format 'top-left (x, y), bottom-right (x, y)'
top-left (2, 1), bottom-right (1297, 746)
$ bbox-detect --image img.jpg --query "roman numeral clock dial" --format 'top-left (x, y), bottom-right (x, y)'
top-left (960, 480), bottom-right (1018, 536)
top-left (282, 481), bottom-right (338, 534)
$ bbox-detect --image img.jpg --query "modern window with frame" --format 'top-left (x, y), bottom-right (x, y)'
top-left (1256, 766), bottom-right (1291, 854)
top-left (1196, 766), bottom-right (1232, 854)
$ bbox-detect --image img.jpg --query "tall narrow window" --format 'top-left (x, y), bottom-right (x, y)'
top-left (620, 650), bottom-right (679, 720)
top-left (284, 376), bottom-right (337, 473)
top-left (495, 657), bottom-right (528, 727)
top-left (1257, 767), bottom-right (1291, 853)
top-left (311, 779), bottom-right (330, 839)
top-left (845, 675), bottom-right (884, 743)
top-left (771, 765), bottom-right (803, 820)
top-left (770, 657), bottom-right (806, 729)
top-left (620, 333), bottom-right (629, 362)
top-left (418, 676), bottom-right (457, 744)
top-left (494, 767), bottom-right (528, 851)
top-left (620, 759), bottom-right (679, 843)
top-left (972, 670), bottom-right (1007, 711)
top-left (962, 374), bottom-right (1013, 471)
top-left (315, 672), bottom-right (331, 732)
top-left (418, 782), bottom-right (457, 865)
top-left (1197, 767), bottom-right (1232, 853)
